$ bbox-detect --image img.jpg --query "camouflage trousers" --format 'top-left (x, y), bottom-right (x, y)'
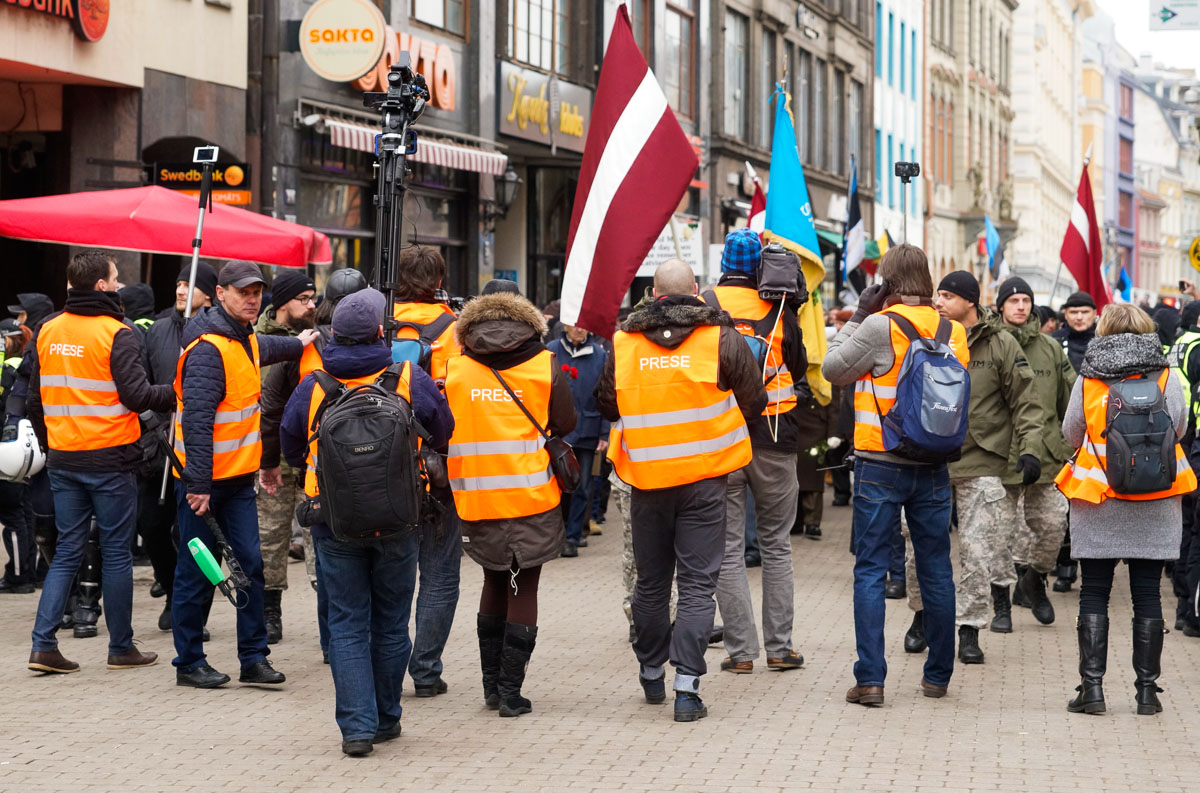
top-left (905, 476), bottom-right (1018, 628)
top-left (1005, 483), bottom-right (1068, 576)
top-left (257, 471), bottom-right (302, 591)
top-left (616, 474), bottom-right (677, 624)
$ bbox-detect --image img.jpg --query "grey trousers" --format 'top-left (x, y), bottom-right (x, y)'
top-left (716, 450), bottom-right (800, 661)
top-left (630, 475), bottom-right (727, 692)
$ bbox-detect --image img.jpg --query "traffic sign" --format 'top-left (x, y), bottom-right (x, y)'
top-left (1151, 2), bottom-right (1200, 31)
top-left (1190, 235), bottom-right (1200, 272)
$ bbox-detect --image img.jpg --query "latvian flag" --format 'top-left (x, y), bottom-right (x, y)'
top-left (1060, 163), bottom-right (1109, 311)
top-left (558, 6), bottom-right (699, 335)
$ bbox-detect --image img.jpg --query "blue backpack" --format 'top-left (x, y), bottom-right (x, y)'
top-left (874, 314), bottom-right (970, 463)
top-left (391, 314), bottom-right (456, 372)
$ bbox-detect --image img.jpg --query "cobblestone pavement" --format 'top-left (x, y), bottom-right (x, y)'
top-left (2, 493), bottom-right (1198, 793)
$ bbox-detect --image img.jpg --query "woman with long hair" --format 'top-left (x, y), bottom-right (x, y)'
top-left (1056, 303), bottom-right (1196, 716)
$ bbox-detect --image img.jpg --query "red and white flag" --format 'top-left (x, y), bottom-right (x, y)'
top-left (1060, 164), bottom-right (1109, 311)
top-left (559, 5), bottom-right (699, 335)
top-left (748, 180), bottom-right (766, 237)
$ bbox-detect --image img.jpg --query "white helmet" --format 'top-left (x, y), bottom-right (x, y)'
top-left (0, 420), bottom-right (45, 482)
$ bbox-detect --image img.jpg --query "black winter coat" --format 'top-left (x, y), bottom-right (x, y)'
top-left (178, 304), bottom-right (303, 494)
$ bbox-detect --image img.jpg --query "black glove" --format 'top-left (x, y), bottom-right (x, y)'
top-left (851, 284), bottom-right (888, 323)
top-left (0, 423), bottom-right (17, 443)
top-left (1016, 454), bottom-right (1042, 486)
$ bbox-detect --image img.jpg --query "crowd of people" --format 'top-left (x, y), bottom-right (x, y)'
top-left (4, 232), bottom-right (1200, 754)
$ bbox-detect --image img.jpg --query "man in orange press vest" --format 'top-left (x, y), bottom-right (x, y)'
top-left (822, 245), bottom-right (969, 707)
top-left (26, 250), bottom-right (176, 675)
top-left (172, 260), bottom-right (318, 689)
top-left (391, 246), bottom-right (464, 699)
top-left (703, 229), bottom-right (809, 676)
top-left (596, 259), bottom-right (767, 723)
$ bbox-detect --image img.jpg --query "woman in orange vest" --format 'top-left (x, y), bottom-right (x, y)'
top-left (1056, 303), bottom-right (1196, 717)
top-left (444, 289), bottom-right (576, 718)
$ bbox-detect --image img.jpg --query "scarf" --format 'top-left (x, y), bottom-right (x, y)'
top-left (1079, 332), bottom-right (1169, 380)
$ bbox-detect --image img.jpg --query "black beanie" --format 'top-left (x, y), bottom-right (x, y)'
top-left (937, 271), bottom-right (980, 306)
top-left (1181, 300), bottom-right (1200, 331)
top-left (1063, 290), bottom-right (1096, 309)
top-left (995, 276), bottom-right (1034, 310)
top-left (271, 269), bottom-right (316, 309)
top-left (176, 261), bottom-right (218, 301)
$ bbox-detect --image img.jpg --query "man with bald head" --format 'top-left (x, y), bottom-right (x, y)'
top-left (596, 258), bottom-right (767, 722)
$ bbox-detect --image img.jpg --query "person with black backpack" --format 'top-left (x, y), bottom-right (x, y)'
top-left (822, 245), bottom-right (969, 706)
top-left (1055, 304), bottom-right (1196, 717)
top-left (279, 288), bottom-right (452, 756)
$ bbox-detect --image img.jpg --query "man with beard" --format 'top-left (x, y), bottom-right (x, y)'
top-left (253, 269), bottom-right (317, 644)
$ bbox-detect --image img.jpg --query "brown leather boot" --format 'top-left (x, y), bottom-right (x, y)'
top-left (28, 648), bottom-right (80, 674)
top-left (106, 648), bottom-right (159, 670)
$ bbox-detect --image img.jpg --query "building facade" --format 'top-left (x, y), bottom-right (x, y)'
top-left (708, 0), bottom-right (875, 292)
top-left (0, 0), bottom-right (248, 304)
top-left (873, 0), bottom-right (923, 248)
top-left (923, 0), bottom-right (1017, 291)
top-left (1008, 0), bottom-right (1092, 304)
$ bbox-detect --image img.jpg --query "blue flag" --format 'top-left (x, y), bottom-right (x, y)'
top-left (763, 87), bottom-right (823, 273)
top-left (984, 216), bottom-right (1001, 271)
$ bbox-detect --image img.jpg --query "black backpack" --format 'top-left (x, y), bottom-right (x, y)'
top-left (309, 363), bottom-right (423, 543)
top-left (1102, 372), bottom-right (1177, 495)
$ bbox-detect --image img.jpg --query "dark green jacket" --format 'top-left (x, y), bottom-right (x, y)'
top-left (949, 309), bottom-right (1038, 479)
top-left (999, 316), bottom-right (1076, 485)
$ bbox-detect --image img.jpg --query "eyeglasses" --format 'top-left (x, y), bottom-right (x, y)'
top-left (295, 294), bottom-right (317, 306)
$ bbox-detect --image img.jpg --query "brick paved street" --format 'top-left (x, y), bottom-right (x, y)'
top-left (2, 492), bottom-right (1198, 793)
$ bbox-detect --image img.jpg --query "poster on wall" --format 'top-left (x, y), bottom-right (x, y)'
top-left (636, 216), bottom-right (705, 278)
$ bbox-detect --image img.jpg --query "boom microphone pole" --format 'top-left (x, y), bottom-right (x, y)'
top-left (363, 53), bottom-right (429, 349)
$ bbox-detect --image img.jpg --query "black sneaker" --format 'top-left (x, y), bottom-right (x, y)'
top-left (0, 581), bottom-right (34, 595)
top-left (804, 525), bottom-right (822, 540)
top-left (561, 543), bottom-right (579, 558)
top-left (414, 678), bottom-right (448, 698)
top-left (342, 739), bottom-right (373, 757)
top-left (372, 722), bottom-right (402, 743)
top-left (158, 602), bottom-right (172, 632)
top-left (239, 659), bottom-right (285, 685)
top-left (639, 673), bottom-right (666, 704)
top-left (177, 664), bottom-right (231, 689)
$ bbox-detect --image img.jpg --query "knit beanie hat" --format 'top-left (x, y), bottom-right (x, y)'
top-left (1063, 290), bottom-right (1096, 309)
top-left (937, 271), bottom-right (980, 306)
top-left (720, 228), bottom-right (763, 276)
top-left (995, 276), bottom-right (1034, 310)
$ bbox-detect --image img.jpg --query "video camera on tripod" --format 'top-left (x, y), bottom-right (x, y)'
top-left (363, 53), bottom-right (431, 348)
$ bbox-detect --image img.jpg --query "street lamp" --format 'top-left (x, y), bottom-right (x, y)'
top-left (489, 167), bottom-right (523, 220)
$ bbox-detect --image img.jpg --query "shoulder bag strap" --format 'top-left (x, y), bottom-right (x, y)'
top-left (309, 370), bottom-right (344, 433)
top-left (489, 367), bottom-right (551, 441)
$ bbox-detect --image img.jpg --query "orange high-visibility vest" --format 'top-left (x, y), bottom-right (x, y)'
top-left (393, 302), bottom-right (459, 386)
top-left (298, 341), bottom-right (324, 381)
top-left (1054, 369), bottom-right (1197, 503)
top-left (304, 362), bottom-right (412, 497)
top-left (852, 304), bottom-right (969, 453)
top-left (173, 333), bottom-right (262, 480)
top-left (444, 351), bottom-right (560, 521)
top-left (37, 313), bottom-right (139, 452)
top-left (705, 285), bottom-right (797, 417)
top-left (608, 325), bottom-right (752, 490)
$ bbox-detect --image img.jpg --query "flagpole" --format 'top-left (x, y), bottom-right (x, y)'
top-left (1050, 143), bottom-right (1093, 307)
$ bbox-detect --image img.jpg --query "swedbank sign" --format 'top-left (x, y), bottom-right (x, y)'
top-left (299, 0), bottom-right (386, 83)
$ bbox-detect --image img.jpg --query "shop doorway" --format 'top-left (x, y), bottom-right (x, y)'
top-left (526, 167), bottom-right (577, 310)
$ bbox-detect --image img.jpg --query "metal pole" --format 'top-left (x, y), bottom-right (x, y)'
top-left (900, 180), bottom-right (908, 244)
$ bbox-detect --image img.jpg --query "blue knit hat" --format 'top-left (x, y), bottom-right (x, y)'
top-left (721, 228), bottom-right (763, 275)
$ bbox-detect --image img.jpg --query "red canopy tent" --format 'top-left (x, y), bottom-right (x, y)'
top-left (0, 186), bottom-right (332, 269)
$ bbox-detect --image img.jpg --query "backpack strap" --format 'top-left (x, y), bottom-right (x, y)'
top-left (701, 289), bottom-right (721, 311)
top-left (395, 313), bottom-right (456, 343)
top-left (309, 370), bottom-right (345, 433)
top-left (375, 361), bottom-right (411, 394)
top-left (885, 312), bottom-right (938, 352)
top-left (489, 367), bottom-right (551, 441)
top-left (934, 318), bottom-right (952, 346)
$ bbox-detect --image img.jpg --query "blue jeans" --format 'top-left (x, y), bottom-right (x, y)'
top-left (566, 447), bottom-right (596, 545)
top-left (315, 546), bottom-right (330, 653)
top-left (889, 520), bottom-right (906, 579)
top-left (408, 506), bottom-right (461, 686)
top-left (32, 470), bottom-right (137, 656)
top-left (316, 533), bottom-right (418, 741)
top-left (172, 482), bottom-right (268, 673)
top-left (852, 459), bottom-right (955, 687)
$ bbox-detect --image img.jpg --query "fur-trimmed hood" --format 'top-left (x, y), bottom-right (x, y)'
top-left (455, 292), bottom-right (548, 355)
top-left (621, 296), bottom-right (733, 350)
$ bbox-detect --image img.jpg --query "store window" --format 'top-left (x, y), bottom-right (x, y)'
top-left (724, 10), bottom-right (748, 139)
top-left (664, 1), bottom-right (695, 117)
top-left (527, 167), bottom-right (578, 310)
top-left (796, 49), bottom-right (812, 163)
top-left (628, 0), bottom-right (650, 57)
top-left (412, 0), bottom-right (465, 35)
top-left (508, 0), bottom-right (569, 75)
top-left (402, 163), bottom-right (471, 297)
top-left (759, 30), bottom-right (776, 149)
top-left (813, 58), bottom-right (827, 170)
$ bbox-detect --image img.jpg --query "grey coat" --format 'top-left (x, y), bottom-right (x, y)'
top-left (1061, 365), bottom-right (1188, 560)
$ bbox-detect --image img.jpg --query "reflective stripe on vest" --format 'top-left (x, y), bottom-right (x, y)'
top-left (393, 302), bottom-right (460, 386)
top-left (608, 325), bottom-right (752, 490)
top-left (444, 351), bottom-right (560, 521)
top-left (173, 333), bottom-right (262, 481)
top-left (852, 304), bottom-right (969, 453)
top-left (706, 286), bottom-right (797, 417)
top-left (1054, 369), bottom-right (1198, 503)
top-left (304, 362), bottom-right (413, 498)
top-left (37, 313), bottom-right (139, 452)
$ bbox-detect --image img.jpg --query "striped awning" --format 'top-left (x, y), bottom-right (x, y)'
top-left (323, 118), bottom-right (508, 176)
